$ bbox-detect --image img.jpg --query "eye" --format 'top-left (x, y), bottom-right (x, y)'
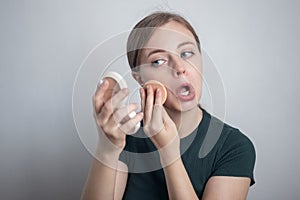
top-left (181, 51), bottom-right (194, 59)
top-left (151, 59), bottom-right (167, 67)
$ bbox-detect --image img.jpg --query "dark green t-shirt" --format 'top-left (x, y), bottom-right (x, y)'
top-left (119, 108), bottom-right (256, 199)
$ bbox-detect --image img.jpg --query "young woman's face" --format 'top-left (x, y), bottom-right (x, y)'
top-left (135, 21), bottom-right (203, 112)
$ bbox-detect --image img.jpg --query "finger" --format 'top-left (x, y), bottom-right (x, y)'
top-left (151, 88), bottom-right (164, 133)
top-left (93, 79), bottom-right (109, 113)
top-left (144, 85), bottom-right (154, 126)
top-left (139, 87), bottom-right (146, 127)
top-left (113, 103), bottom-right (139, 124)
top-left (139, 87), bottom-right (145, 115)
top-left (95, 79), bottom-right (106, 96)
top-left (119, 112), bottom-right (143, 135)
top-left (120, 110), bottom-right (139, 124)
top-left (154, 88), bottom-right (162, 106)
top-left (109, 88), bottom-right (129, 110)
top-left (97, 88), bottom-right (129, 126)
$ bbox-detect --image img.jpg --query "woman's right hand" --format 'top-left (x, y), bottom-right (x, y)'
top-left (93, 79), bottom-right (143, 156)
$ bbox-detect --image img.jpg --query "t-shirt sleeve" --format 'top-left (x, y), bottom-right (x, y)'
top-left (211, 129), bottom-right (256, 186)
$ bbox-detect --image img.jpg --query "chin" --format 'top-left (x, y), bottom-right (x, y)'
top-left (181, 100), bottom-right (200, 112)
top-left (164, 98), bottom-right (199, 112)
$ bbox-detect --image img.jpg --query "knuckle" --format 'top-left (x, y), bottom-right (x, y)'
top-left (118, 124), bottom-right (128, 133)
top-left (122, 122), bottom-right (134, 134)
top-left (114, 110), bottom-right (122, 121)
top-left (125, 120), bottom-right (134, 129)
top-left (144, 126), bottom-right (153, 135)
top-left (107, 131), bottom-right (121, 142)
top-left (97, 118), bottom-right (104, 128)
top-left (143, 124), bottom-right (149, 131)
top-left (102, 125), bottom-right (111, 134)
top-left (150, 124), bottom-right (161, 133)
top-left (106, 132), bottom-right (114, 139)
top-left (103, 102), bottom-right (112, 112)
top-left (150, 126), bottom-right (157, 133)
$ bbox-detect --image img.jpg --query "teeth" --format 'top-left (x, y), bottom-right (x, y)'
top-left (180, 86), bottom-right (190, 96)
top-left (181, 90), bottom-right (190, 96)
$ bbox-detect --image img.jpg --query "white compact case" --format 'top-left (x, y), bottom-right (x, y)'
top-left (101, 71), bottom-right (140, 134)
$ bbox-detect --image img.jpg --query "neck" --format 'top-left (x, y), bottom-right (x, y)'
top-left (165, 105), bottom-right (203, 138)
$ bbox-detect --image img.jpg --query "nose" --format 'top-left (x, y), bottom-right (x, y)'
top-left (172, 56), bottom-right (187, 77)
top-left (176, 68), bottom-right (186, 76)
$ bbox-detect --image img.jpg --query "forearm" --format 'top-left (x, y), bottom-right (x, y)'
top-left (163, 158), bottom-right (199, 200)
top-left (81, 145), bottom-right (120, 200)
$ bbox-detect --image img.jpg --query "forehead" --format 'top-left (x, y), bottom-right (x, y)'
top-left (143, 21), bottom-right (196, 51)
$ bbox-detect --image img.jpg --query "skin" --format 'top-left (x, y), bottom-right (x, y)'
top-left (81, 21), bottom-right (251, 200)
top-left (103, 77), bottom-right (121, 101)
top-left (133, 20), bottom-right (204, 138)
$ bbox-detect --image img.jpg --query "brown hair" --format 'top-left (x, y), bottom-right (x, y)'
top-left (126, 11), bottom-right (201, 69)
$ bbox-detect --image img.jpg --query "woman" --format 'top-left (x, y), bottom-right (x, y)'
top-left (82, 12), bottom-right (255, 200)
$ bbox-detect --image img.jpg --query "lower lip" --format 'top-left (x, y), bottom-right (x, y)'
top-left (176, 87), bottom-right (196, 102)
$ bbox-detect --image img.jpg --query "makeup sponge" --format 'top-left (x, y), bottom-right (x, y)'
top-left (143, 80), bottom-right (167, 104)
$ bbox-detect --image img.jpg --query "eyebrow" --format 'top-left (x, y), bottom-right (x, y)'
top-left (177, 41), bottom-right (196, 49)
top-left (147, 49), bottom-right (166, 58)
top-left (147, 41), bottom-right (196, 58)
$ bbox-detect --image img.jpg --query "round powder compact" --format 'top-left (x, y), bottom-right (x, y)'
top-left (101, 71), bottom-right (140, 134)
top-left (102, 71), bottom-right (128, 104)
top-left (143, 80), bottom-right (167, 104)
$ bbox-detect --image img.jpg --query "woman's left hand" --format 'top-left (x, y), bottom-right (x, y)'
top-left (140, 85), bottom-right (180, 165)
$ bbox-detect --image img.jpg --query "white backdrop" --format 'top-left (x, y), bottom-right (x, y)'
top-left (1, 0), bottom-right (299, 199)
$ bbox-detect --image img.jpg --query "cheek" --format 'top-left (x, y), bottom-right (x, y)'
top-left (193, 76), bottom-right (202, 100)
top-left (190, 57), bottom-right (202, 71)
top-left (139, 68), bottom-right (151, 83)
top-left (189, 52), bottom-right (203, 69)
top-left (189, 65), bottom-right (203, 99)
top-left (190, 57), bottom-right (203, 81)
top-left (187, 60), bottom-right (202, 81)
top-left (139, 67), bottom-right (168, 83)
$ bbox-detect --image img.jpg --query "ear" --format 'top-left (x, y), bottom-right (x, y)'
top-left (131, 70), bottom-right (144, 86)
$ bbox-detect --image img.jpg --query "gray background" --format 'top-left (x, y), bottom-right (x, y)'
top-left (1, 0), bottom-right (299, 199)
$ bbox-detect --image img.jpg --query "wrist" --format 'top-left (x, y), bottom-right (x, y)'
top-left (158, 145), bottom-right (181, 168)
top-left (94, 141), bottom-right (123, 169)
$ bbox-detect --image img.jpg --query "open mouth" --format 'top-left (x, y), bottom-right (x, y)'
top-left (176, 83), bottom-right (195, 101)
top-left (179, 86), bottom-right (191, 96)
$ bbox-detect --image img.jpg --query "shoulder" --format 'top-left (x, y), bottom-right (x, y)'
top-left (203, 112), bottom-right (256, 185)
top-left (217, 122), bottom-right (256, 158)
top-left (200, 109), bottom-right (255, 158)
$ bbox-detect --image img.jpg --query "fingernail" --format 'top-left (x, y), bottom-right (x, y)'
top-left (97, 79), bottom-right (103, 87)
top-left (139, 112), bottom-right (144, 117)
top-left (100, 79), bottom-right (107, 87)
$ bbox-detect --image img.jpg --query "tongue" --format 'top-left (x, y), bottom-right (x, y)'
top-left (180, 86), bottom-right (188, 93)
